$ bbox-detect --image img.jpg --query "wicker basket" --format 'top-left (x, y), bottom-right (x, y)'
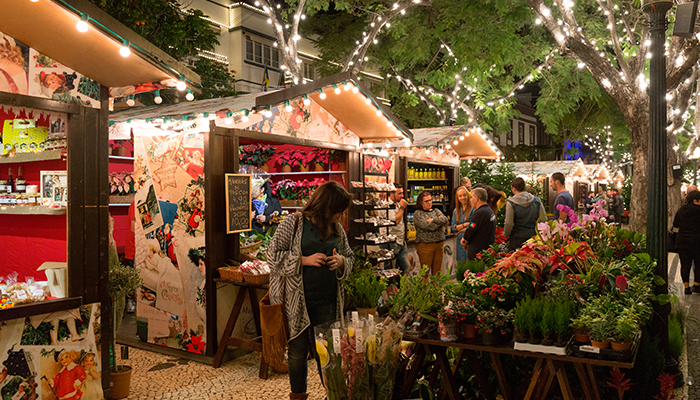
top-left (240, 240), bottom-right (262, 255)
top-left (242, 272), bottom-right (270, 285)
top-left (219, 267), bottom-right (243, 282)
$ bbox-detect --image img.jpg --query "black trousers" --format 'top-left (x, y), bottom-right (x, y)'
top-left (679, 247), bottom-right (700, 283)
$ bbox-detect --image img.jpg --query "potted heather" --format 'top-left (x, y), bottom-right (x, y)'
top-left (239, 144), bottom-right (275, 171)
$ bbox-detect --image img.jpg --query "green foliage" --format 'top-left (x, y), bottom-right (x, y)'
top-left (89, 0), bottom-right (236, 100)
top-left (539, 304), bottom-right (556, 338)
top-left (553, 300), bottom-right (575, 340)
top-left (20, 306), bottom-right (92, 346)
top-left (344, 268), bottom-right (388, 309)
top-left (520, 298), bottom-right (543, 337)
top-left (109, 254), bottom-right (143, 300)
top-left (512, 299), bottom-right (529, 334)
top-left (389, 266), bottom-right (448, 321)
top-left (668, 312), bottom-right (684, 361)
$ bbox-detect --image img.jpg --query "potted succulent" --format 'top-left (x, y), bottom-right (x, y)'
top-left (344, 266), bottom-right (387, 317)
top-left (553, 300), bottom-right (575, 347)
top-left (108, 219), bottom-right (143, 399)
top-left (239, 144), bottom-right (275, 171)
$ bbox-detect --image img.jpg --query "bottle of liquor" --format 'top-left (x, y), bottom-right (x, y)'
top-left (15, 167), bottom-right (25, 194)
top-left (6, 168), bottom-right (14, 194)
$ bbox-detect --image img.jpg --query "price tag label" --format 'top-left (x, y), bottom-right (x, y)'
top-left (579, 345), bottom-right (600, 354)
top-left (352, 311), bottom-right (359, 324)
top-left (356, 325), bottom-right (364, 354)
top-left (332, 329), bottom-right (341, 354)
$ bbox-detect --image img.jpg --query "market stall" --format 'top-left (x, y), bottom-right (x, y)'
top-left (511, 160), bottom-right (590, 212)
top-left (109, 71), bottom-right (411, 363)
top-left (382, 124), bottom-right (502, 278)
top-left (0, 0), bottom-right (198, 398)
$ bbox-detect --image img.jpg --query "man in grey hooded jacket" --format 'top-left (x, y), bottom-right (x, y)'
top-left (504, 177), bottom-right (546, 251)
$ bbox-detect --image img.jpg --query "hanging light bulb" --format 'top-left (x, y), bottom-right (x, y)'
top-left (453, 139), bottom-right (458, 145)
top-left (438, 147), bottom-right (444, 154)
top-left (224, 113), bottom-right (233, 124)
top-left (176, 79), bottom-right (186, 91)
top-left (119, 40), bottom-right (131, 57)
top-left (242, 111), bottom-right (250, 122)
top-left (319, 91), bottom-right (327, 99)
top-left (126, 95), bottom-right (135, 107)
top-left (376, 110), bottom-right (382, 117)
top-left (185, 89), bottom-right (194, 101)
top-left (285, 102), bottom-right (293, 112)
top-left (460, 135), bottom-right (465, 140)
top-left (365, 97), bottom-right (371, 105)
top-left (154, 90), bottom-right (162, 104)
top-left (76, 14), bottom-right (89, 32)
top-left (343, 83), bottom-right (352, 91)
top-left (352, 86), bottom-right (359, 93)
top-left (334, 86), bottom-right (341, 94)
top-left (303, 96), bottom-right (311, 106)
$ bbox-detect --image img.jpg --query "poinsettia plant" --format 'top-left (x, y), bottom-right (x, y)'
top-left (239, 144), bottom-right (275, 166)
top-left (309, 148), bottom-right (330, 168)
top-left (275, 150), bottom-right (304, 168)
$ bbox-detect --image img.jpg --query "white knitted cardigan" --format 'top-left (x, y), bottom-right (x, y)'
top-left (267, 213), bottom-right (354, 341)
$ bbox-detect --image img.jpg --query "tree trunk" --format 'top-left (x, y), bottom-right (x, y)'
top-left (619, 100), bottom-right (649, 233)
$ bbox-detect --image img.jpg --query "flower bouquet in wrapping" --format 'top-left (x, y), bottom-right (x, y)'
top-left (371, 316), bottom-right (404, 399)
top-left (314, 313), bottom-right (372, 400)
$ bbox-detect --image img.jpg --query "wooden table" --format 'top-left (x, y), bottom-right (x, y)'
top-left (212, 278), bottom-right (269, 378)
top-left (401, 336), bottom-right (637, 400)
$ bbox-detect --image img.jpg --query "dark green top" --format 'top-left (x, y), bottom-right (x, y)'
top-left (301, 216), bottom-right (339, 305)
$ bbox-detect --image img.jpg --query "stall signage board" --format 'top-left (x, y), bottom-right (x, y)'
top-left (225, 174), bottom-right (252, 233)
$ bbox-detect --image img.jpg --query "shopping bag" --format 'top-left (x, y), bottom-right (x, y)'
top-left (260, 292), bottom-right (288, 373)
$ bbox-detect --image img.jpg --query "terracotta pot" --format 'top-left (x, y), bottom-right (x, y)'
top-left (300, 165), bottom-right (310, 172)
top-left (590, 340), bottom-right (610, 349)
top-left (315, 163), bottom-right (326, 171)
top-left (260, 164), bottom-right (270, 172)
top-left (279, 199), bottom-right (298, 207)
top-left (115, 147), bottom-right (128, 156)
top-left (282, 165), bottom-right (292, 173)
top-left (439, 322), bottom-right (459, 342)
top-left (574, 333), bottom-right (590, 344)
top-left (110, 365), bottom-right (133, 399)
top-left (611, 341), bottom-right (632, 351)
top-left (461, 323), bottom-right (478, 340)
top-left (338, 161), bottom-right (347, 171)
top-left (356, 307), bottom-right (377, 318)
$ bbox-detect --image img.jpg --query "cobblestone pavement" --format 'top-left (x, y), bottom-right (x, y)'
top-left (117, 348), bottom-right (325, 400)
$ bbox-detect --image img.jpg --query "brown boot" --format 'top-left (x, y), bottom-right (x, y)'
top-left (289, 394), bottom-right (308, 400)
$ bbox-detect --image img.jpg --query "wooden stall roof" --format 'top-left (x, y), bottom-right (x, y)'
top-left (1, 0), bottom-right (199, 89)
top-left (257, 72), bottom-right (413, 143)
top-left (386, 125), bottom-right (501, 160)
top-left (111, 72), bottom-right (413, 144)
top-left (585, 164), bottom-right (611, 181)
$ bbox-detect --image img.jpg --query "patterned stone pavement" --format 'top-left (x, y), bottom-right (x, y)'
top-left (117, 348), bottom-right (325, 400)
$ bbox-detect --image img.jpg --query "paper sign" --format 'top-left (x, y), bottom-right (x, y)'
top-left (332, 329), bottom-right (341, 354)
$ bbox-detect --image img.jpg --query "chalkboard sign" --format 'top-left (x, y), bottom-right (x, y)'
top-left (225, 174), bottom-right (252, 233)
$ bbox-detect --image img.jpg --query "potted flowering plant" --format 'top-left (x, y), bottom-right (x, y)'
top-left (275, 150), bottom-right (303, 172)
top-left (437, 298), bottom-right (460, 341)
top-left (309, 148), bottom-right (330, 171)
top-left (239, 144), bottom-right (275, 171)
top-left (330, 149), bottom-right (347, 170)
top-left (475, 307), bottom-right (513, 346)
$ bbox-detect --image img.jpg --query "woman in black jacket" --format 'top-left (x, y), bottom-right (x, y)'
top-left (252, 180), bottom-right (283, 235)
top-left (673, 190), bottom-right (700, 294)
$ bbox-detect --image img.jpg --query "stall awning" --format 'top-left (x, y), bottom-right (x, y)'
top-left (1, 0), bottom-right (199, 89)
top-left (255, 72), bottom-right (412, 143)
top-left (585, 164), bottom-right (611, 182)
top-left (386, 125), bottom-right (501, 160)
top-left (511, 160), bottom-right (590, 179)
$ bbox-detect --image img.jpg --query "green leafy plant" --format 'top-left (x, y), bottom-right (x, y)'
top-left (539, 304), bottom-right (556, 341)
top-left (344, 268), bottom-right (388, 309)
top-left (668, 312), bottom-right (684, 361)
top-left (512, 299), bottom-right (530, 334)
top-left (589, 315), bottom-right (615, 343)
top-left (553, 300), bottom-right (575, 341)
top-left (389, 266), bottom-right (448, 321)
top-left (612, 311), bottom-right (639, 344)
top-left (524, 299), bottom-right (542, 337)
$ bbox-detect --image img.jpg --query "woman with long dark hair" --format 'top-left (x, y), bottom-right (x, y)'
top-left (267, 181), bottom-right (354, 400)
top-left (413, 191), bottom-right (450, 275)
top-left (673, 190), bottom-right (700, 294)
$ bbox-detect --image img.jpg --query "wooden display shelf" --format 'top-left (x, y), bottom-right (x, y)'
top-left (109, 194), bottom-right (134, 205)
top-left (408, 178), bottom-right (448, 182)
top-left (266, 171), bottom-right (346, 176)
top-left (0, 205), bottom-right (66, 215)
top-left (0, 150), bottom-right (65, 164)
top-left (109, 155), bottom-right (134, 161)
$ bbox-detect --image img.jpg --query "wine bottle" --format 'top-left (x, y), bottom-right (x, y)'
top-left (15, 167), bottom-right (25, 194)
top-left (6, 168), bottom-right (14, 194)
